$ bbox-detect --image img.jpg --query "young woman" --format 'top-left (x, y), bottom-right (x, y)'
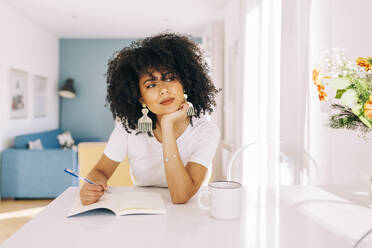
top-left (80, 33), bottom-right (220, 205)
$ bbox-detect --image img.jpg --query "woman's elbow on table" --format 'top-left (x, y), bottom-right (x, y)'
top-left (171, 194), bottom-right (190, 204)
top-left (171, 198), bottom-right (188, 204)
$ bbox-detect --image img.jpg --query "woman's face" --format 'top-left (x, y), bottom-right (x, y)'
top-left (138, 70), bottom-right (185, 116)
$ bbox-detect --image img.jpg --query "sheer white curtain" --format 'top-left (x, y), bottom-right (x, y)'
top-left (241, 0), bottom-right (281, 186)
top-left (280, 0), bottom-right (312, 185)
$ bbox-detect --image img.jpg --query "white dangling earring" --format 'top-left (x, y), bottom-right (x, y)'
top-left (184, 93), bottom-right (195, 116)
top-left (137, 103), bottom-right (152, 133)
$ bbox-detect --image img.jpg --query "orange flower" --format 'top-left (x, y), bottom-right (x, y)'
top-left (364, 102), bottom-right (372, 119)
top-left (312, 68), bottom-right (327, 101)
top-left (364, 96), bottom-right (372, 119)
top-left (356, 57), bottom-right (371, 71)
top-left (312, 68), bottom-right (320, 83)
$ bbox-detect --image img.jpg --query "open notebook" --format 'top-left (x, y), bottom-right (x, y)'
top-left (67, 191), bottom-right (167, 217)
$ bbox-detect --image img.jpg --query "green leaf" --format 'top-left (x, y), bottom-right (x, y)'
top-left (335, 89), bottom-right (346, 99)
top-left (359, 115), bottom-right (372, 128)
top-left (368, 59), bottom-right (372, 65)
top-left (352, 104), bottom-right (362, 115)
top-left (351, 78), bottom-right (371, 104)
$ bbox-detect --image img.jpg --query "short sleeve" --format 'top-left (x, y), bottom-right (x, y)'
top-left (103, 121), bottom-right (128, 162)
top-left (188, 123), bottom-right (220, 169)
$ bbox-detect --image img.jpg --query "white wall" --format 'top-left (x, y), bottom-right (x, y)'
top-left (308, 0), bottom-right (372, 186)
top-left (0, 1), bottom-right (59, 150)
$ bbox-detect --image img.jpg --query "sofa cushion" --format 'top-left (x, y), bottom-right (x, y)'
top-left (57, 131), bottom-right (75, 149)
top-left (28, 138), bottom-right (44, 150)
top-left (15, 129), bottom-right (64, 149)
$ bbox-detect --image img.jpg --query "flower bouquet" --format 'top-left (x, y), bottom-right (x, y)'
top-left (313, 48), bottom-right (372, 133)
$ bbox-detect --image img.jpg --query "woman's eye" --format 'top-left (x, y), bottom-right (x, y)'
top-left (164, 74), bottom-right (176, 82)
top-left (146, 83), bottom-right (156, 89)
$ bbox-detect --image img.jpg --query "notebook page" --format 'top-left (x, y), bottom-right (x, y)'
top-left (67, 192), bottom-right (119, 217)
top-left (117, 192), bottom-right (166, 215)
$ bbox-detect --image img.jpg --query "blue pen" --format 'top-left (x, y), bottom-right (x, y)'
top-left (64, 168), bottom-right (98, 185)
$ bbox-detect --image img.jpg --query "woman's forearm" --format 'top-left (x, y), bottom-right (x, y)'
top-left (87, 168), bottom-right (109, 184)
top-left (161, 122), bottom-right (195, 204)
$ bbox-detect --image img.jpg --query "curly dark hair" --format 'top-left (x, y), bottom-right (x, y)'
top-left (105, 32), bottom-right (220, 135)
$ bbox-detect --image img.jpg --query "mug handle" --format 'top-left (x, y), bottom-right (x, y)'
top-left (198, 191), bottom-right (211, 210)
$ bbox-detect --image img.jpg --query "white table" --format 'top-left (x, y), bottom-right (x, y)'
top-left (3, 185), bottom-right (372, 248)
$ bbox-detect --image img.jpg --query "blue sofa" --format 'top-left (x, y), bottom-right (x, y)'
top-left (1, 129), bottom-right (99, 198)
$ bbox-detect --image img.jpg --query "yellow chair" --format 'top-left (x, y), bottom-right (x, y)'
top-left (78, 142), bottom-right (133, 186)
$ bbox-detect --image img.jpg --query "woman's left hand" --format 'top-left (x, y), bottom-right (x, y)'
top-left (161, 102), bottom-right (189, 126)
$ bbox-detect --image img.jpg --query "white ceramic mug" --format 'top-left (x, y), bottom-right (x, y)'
top-left (198, 180), bottom-right (242, 220)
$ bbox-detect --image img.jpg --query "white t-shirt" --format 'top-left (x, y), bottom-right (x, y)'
top-left (103, 116), bottom-right (220, 187)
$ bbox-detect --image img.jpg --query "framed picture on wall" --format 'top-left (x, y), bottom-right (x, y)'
top-left (9, 68), bottom-right (28, 119)
top-left (33, 75), bottom-right (47, 118)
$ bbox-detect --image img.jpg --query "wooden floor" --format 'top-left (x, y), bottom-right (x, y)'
top-left (0, 199), bottom-right (53, 244)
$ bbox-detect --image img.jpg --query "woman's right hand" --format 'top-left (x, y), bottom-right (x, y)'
top-left (80, 182), bottom-right (108, 205)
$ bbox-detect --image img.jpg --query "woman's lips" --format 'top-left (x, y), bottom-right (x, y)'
top-left (160, 98), bottom-right (175, 105)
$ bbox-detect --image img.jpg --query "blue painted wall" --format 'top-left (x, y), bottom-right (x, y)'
top-left (59, 39), bottom-right (137, 141)
top-left (59, 38), bottom-right (201, 141)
